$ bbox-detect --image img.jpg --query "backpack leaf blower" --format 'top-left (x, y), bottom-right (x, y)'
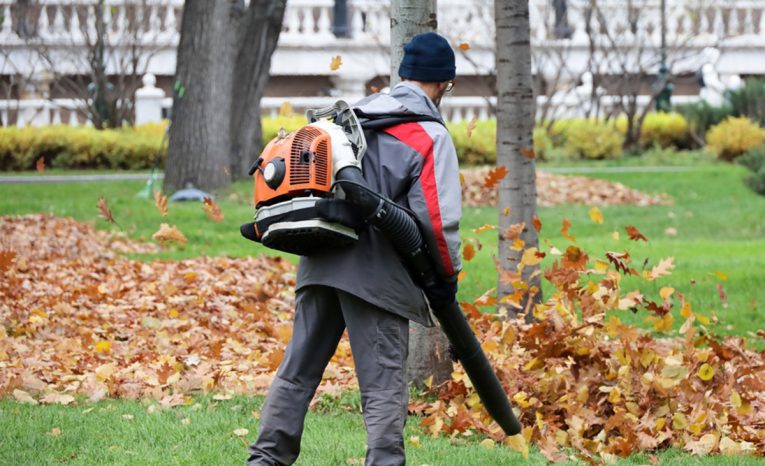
top-left (241, 101), bottom-right (521, 436)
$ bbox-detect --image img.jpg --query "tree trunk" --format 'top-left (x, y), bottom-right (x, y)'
top-left (495, 0), bottom-right (541, 318)
top-left (229, 0), bottom-right (287, 179)
top-left (164, 0), bottom-right (237, 193)
top-left (390, 0), bottom-right (452, 388)
top-left (390, 0), bottom-right (438, 88)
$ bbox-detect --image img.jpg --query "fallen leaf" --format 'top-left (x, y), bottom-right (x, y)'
top-left (532, 215), bottom-right (542, 232)
top-left (36, 156), bottom-right (45, 173)
top-left (330, 55), bottom-right (342, 71)
top-left (97, 197), bottom-right (118, 226)
top-left (203, 197), bottom-right (224, 222)
top-left (519, 147), bottom-right (535, 160)
top-left (483, 166), bottom-right (509, 188)
top-left (665, 227), bottom-right (678, 236)
top-left (47, 427), bottom-right (62, 437)
top-left (152, 223), bottom-right (187, 247)
top-left (458, 42), bottom-right (470, 51)
top-left (233, 428), bottom-right (249, 437)
top-left (13, 389), bottom-right (38, 405)
top-left (561, 218), bottom-right (576, 242)
top-left (463, 243), bottom-right (475, 262)
top-left (626, 225), bottom-right (648, 242)
top-left (589, 207), bottom-right (604, 224)
top-left (40, 393), bottom-right (75, 405)
top-left (153, 191), bottom-right (168, 217)
top-left (466, 116), bottom-right (478, 138)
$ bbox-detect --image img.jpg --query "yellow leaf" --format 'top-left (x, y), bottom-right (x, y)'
top-left (457, 270), bottom-right (467, 283)
top-left (589, 207), bottom-right (604, 224)
top-left (504, 434), bottom-right (528, 459)
top-left (672, 412), bottom-right (688, 430)
top-left (521, 247), bottom-right (542, 266)
top-left (480, 438), bottom-right (495, 449)
top-left (458, 42), bottom-right (471, 51)
top-left (697, 363), bottom-right (715, 381)
top-left (94, 340), bottom-right (112, 354)
top-left (13, 389), bottom-right (38, 405)
top-left (169, 308), bottom-right (179, 318)
top-left (409, 435), bottom-right (422, 448)
top-left (680, 302), bottom-right (693, 319)
top-left (278, 101), bottom-right (293, 117)
top-left (713, 271), bottom-right (729, 281)
top-left (233, 428), bottom-right (249, 437)
top-left (503, 207), bottom-right (510, 217)
top-left (730, 390), bottom-right (742, 408)
top-left (611, 231), bottom-right (620, 240)
top-left (652, 313), bottom-right (674, 332)
top-left (594, 259), bottom-right (609, 272)
top-left (329, 55), bottom-right (342, 71)
top-left (512, 391), bottom-right (532, 408)
top-left (660, 287), bottom-right (675, 300)
top-left (472, 224), bottom-right (496, 234)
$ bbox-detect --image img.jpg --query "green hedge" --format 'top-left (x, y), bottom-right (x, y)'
top-left (0, 124), bottom-right (167, 170)
top-left (0, 112), bottom-right (703, 170)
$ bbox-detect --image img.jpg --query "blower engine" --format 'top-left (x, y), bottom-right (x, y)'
top-left (242, 100), bottom-right (367, 256)
top-left (241, 101), bottom-right (522, 437)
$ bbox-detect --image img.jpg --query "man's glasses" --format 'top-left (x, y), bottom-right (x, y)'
top-left (445, 80), bottom-right (455, 93)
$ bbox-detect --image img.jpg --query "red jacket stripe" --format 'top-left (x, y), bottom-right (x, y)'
top-left (384, 122), bottom-right (455, 276)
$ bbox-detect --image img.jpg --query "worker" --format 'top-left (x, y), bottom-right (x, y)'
top-left (247, 32), bottom-right (462, 466)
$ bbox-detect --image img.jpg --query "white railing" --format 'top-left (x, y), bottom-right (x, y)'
top-left (0, 98), bottom-right (88, 127)
top-left (0, 0), bottom-right (182, 46)
top-left (2, 0), bottom-right (764, 48)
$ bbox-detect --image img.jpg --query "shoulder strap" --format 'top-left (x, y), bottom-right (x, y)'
top-left (354, 109), bottom-right (443, 131)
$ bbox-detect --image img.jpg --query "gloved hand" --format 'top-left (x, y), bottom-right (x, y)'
top-left (423, 278), bottom-right (458, 310)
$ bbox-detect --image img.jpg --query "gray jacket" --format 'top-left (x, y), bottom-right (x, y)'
top-left (296, 82), bottom-right (462, 326)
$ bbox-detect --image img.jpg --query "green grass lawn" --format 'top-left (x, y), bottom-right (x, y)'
top-left (3, 396), bottom-right (765, 466)
top-left (2, 161), bottom-right (765, 464)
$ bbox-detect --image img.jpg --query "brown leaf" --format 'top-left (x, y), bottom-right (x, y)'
top-left (483, 166), bottom-right (508, 188)
top-left (532, 215), bottom-right (542, 232)
top-left (203, 197), bottom-right (224, 222)
top-left (152, 223), bottom-right (187, 246)
top-left (97, 197), bottom-right (118, 226)
top-left (646, 257), bottom-right (675, 281)
top-left (626, 225), bottom-right (648, 242)
top-left (0, 250), bottom-right (16, 274)
top-left (329, 55), bottom-right (342, 71)
top-left (462, 243), bottom-right (475, 262)
top-left (153, 190), bottom-right (168, 217)
top-left (561, 218), bottom-right (576, 242)
top-left (36, 156), bottom-right (45, 173)
top-left (716, 283), bottom-right (728, 304)
top-left (466, 116), bottom-right (478, 138)
top-left (519, 147), bottom-right (536, 160)
top-left (369, 85), bottom-right (380, 93)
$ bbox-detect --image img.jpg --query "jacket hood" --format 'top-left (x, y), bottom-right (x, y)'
top-left (353, 82), bottom-right (445, 126)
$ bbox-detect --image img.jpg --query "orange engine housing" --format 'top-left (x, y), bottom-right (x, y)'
top-left (253, 125), bottom-right (333, 208)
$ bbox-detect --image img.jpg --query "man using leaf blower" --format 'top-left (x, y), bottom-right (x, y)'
top-left (245, 32), bottom-right (519, 466)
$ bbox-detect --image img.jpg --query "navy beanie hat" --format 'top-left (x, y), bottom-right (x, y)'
top-left (398, 32), bottom-right (456, 82)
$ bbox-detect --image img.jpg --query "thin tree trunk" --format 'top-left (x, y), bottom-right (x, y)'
top-left (390, 0), bottom-right (452, 388)
top-left (229, 0), bottom-right (287, 179)
top-left (495, 0), bottom-right (541, 318)
top-left (164, 0), bottom-right (237, 193)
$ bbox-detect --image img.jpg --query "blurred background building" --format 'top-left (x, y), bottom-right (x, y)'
top-left (1, 0), bottom-right (763, 126)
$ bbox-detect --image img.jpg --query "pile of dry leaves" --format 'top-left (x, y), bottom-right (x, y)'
top-left (0, 215), bottom-right (356, 406)
top-left (2, 214), bottom-right (764, 462)
top-left (461, 167), bottom-right (670, 207)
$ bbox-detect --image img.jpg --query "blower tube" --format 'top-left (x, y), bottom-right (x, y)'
top-left (335, 166), bottom-right (522, 436)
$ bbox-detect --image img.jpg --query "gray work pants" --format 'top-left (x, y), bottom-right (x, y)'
top-left (247, 285), bottom-right (410, 466)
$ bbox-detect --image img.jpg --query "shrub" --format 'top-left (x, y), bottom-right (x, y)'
top-left (728, 77), bottom-right (765, 126)
top-left (675, 101), bottom-right (732, 147)
top-left (449, 119), bottom-right (497, 164)
top-left (0, 125), bottom-right (166, 171)
top-left (616, 112), bottom-right (690, 149)
top-left (738, 145), bottom-right (765, 196)
top-left (563, 119), bottom-right (624, 160)
top-left (705, 116), bottom-right (765, 161)
top-left (261, 115), bottom-right (307, 150)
